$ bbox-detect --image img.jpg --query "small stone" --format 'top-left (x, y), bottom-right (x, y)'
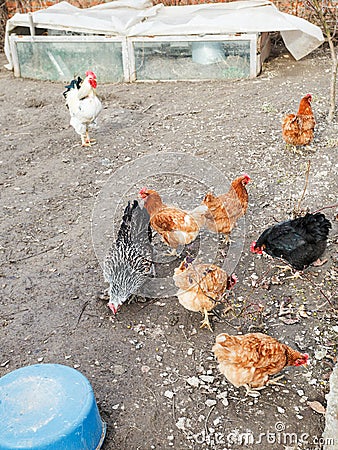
top-left (124, 156), bottom-right (132, 162)
top-left (332, 326), bottom-right (338, 333)
top-left (296, 414), bottom-right (303, 419)
top-left (164, 390), bottom-right (174, 399)
top-left (113, 365), bottom-right (125, 375)
top-left (205, 399), bottom-right (217, 407)
top-left (199, 375), bottom-right (214, 383)
top-left (213, 418), bottom-right (220, 426)
top-left (221, 398), bottom-right (229, 407)
top-left (297, 389), bottom-right (305, 396)
top-left (187, 348), bottom-right (194, 356)
top-left (176, 417), bottom-right (187, 430)
top-left (186, 376), bottom-right (200, 387)
top-left (112, 404), bottom-right (119, 410)
top-left (141, 365), bottom-right (150, 373)
top-left (73, 364), bottom-right (80, 369)
top-left (314, 349), bottom-right (327, 360)
top-left (37, 357), bottom-right (44, 362)
top-left (277, 406), bottom-right (285, 414)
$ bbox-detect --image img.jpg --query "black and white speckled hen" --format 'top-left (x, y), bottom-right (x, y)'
top-left (103, 200), bottom-right (153, 314)
top-left (251, 212), bottom-right (331, 270)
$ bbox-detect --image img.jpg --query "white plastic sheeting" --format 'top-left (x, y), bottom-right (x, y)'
top-left (5, 0), bottom-right (324, 70)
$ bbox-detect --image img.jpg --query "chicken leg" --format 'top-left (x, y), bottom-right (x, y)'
top-left (81, 130), bottom-right (96, 147)
top-left (200, 308), bottom-right (213, 332)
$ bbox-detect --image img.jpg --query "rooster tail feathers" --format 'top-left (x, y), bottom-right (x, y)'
top-left (63, 76), bottom-right (82, 99)
top-left (117, 200), bottom-right (152, 246)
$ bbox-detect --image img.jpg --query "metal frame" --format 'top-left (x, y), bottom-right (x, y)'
top-left (9, 32), bottom-right (261, 82)
top-left (9, 34), bottom-right (127, 80)
top-left (128, 33), bottom-right (258, 82)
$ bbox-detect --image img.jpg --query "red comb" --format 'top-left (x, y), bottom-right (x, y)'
top-left (85, 70), bottom-right (96, 78)
top-left (250, 241), bottom-right (257, 252)
top-left (242, 173), bottom-right (251, 182)
top-left (231, 274), bottom-right (238, 283)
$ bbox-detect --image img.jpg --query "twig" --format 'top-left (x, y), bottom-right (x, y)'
top-left (0, 308), bottom-right (29, 320)
top-left (172, 394), bottom-right (177, 423)
top-left (204, 405), bottom-right (215, 436)
top-left (294, 160), bottom-right (311, 216)
top-left (74, 300), bottom-right (90, 329)
top-left (311, 203), bottom-right (338, 214)
top-left (142, 104), bottom-right (155, 113)
top-left (302, 272), bottom-right (336, 310)
top-left (8, 242), bottom-right (64, 264)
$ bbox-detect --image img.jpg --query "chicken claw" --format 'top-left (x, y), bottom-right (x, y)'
top-left (275, 265), bottom-right (303, 280)
top-left (200, 308), bottom-right (213, 332)
top-left (244, 385), bottom-right (262, 397)
top-left (312, 258), bottom-right (327, 267)
top-left (266, 374), bottom-right (285, 386)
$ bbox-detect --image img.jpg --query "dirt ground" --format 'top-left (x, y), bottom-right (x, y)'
top-left (1, 42), bottom-right (337, 450)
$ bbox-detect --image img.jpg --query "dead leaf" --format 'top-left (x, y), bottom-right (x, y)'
top-left (307, 401), bottom-right (326, 415)
top-left (297, 304), bottom-right (309, 318)
top-left (279, 316), bottom-right (299, 325)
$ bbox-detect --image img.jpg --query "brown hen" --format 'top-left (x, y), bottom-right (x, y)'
top-left (139, 188), bottom-right (207, 253)
top-left (213, 332), bottom-right (309, 393)
top-left (173, 257), bottom-right (237, 331)
top-left (282, 94), bottom-right (315, 147)
top-left (202, 174), bottom-right (250, 236)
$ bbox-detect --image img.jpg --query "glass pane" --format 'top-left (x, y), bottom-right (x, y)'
top-left (133, 40), bottom-right (251, 80)
top-left (16, 41), bottom-right (124, 82)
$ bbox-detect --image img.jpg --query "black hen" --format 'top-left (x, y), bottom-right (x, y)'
top-left (251, 213), bottom-right (331, 270)
top-left (103, 200), bottom-right (153, 314)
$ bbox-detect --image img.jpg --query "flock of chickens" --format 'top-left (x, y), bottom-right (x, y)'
top-left (63, 72), bottom-right (331, 394)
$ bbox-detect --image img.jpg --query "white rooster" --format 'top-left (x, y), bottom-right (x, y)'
top-left (63, 70), bottom-right (102, 147)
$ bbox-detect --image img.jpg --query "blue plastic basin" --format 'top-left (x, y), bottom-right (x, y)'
top-left (0, 364), bottom-right (106, 450)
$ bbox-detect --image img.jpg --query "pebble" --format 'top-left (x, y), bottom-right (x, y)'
top-left (37, 357), bottom-right (44, 362)
top-left (113, 365), bottom-right (125, 375)
top-left (217, 391), bottom-right (228, 399)
top-left (186, 376), bottom-right (200, 387)
top-left (199, 375), bottom-right (214, 383)
top-left (314, 348), bottom-right (327, 360)
top-left (187, 348), bottom-right (194, 356)
top-left (205, 399), bottom-right (217, 407)
top-left (277, 406), bottom-right (285, 414)
top-left (221, 399), bottom-right (229, 407)
top-left (297, 389), bottom-right (305, 396)
top-left (164, 390), bottom-right (174, 399)
top-left (176, 417), bottom-right (188, 430)
top-left (141, 365), bottom-right (150, 374)
top-left (112, 404), bottom-right (119, 410)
